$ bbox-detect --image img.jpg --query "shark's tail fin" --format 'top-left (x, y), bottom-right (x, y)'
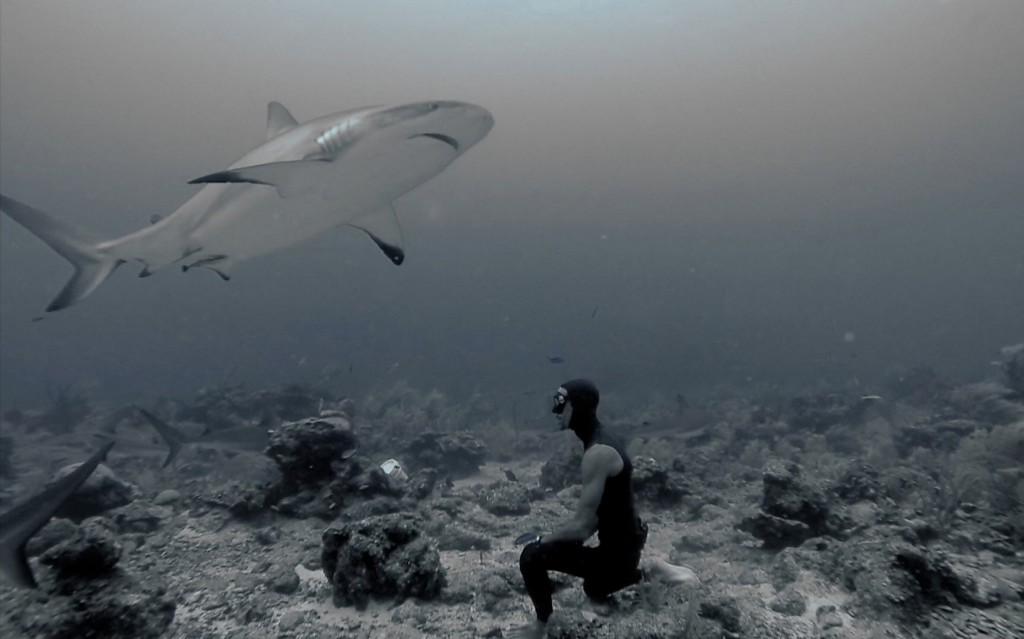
top-left (0, 194), bottom-right (124, 312)
top-left (137, 408), bottom-right (184, 468)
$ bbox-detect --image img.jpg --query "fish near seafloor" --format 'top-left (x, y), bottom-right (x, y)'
top-left (0, 100), bottom-right (494, 312)
top-left (0, 440), bottom-right (115, 588)
top-left (136, 408), bottom-right (269, 468)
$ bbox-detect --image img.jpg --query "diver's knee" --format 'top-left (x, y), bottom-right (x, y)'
top-left (519, 542), bottom-right (542, 571)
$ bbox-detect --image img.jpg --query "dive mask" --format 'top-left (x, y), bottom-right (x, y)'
top-left (552, 387), bottom-right (568, 415)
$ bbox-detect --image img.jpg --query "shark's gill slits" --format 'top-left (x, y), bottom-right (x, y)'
top-left (412, 133), bottom-right (459, 151)
top-left (317, 119), bottom-right (356, 154)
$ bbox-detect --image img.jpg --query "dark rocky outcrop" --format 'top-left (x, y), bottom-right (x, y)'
top-left (478, 479), bottom-right (531, 516)
top-left (321, 513), bottom-right (447, 608)
top-left (1, 518), bottom-right (174, 639)
top-left (52, 463), bottom-right (138, 522)
top-left (266, 415), bottom-right (357, 488)
top-left (404, 431), bottom-right (487, 479)
top-left (737, 460), bottom-right (847, 549)
top-left (539, 446), bottom-right (582, 491)
top-left (830, 463), bottom-right (882, 503)
top-left (894, 419), bottom-right (982, 457)
top-left (39, 517), bottom-right (122, 582)
top-left (631, 456), bottom-right (689, 507)
top-left (0, 576), bottom-right (175, 639)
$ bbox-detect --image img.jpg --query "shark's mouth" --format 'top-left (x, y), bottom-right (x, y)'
top-left (411, 132), bottom-right (460, 151)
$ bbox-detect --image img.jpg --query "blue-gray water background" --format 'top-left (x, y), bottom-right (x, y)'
top-left (2, 1), bottom-right (1022, 411)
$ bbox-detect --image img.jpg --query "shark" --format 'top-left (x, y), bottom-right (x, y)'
top-left (0, 100), bottom-right (494, 312)
top-left (0, 440), bottom-right (115, 588)
top-left (136, 408), bottom-right (271, 467)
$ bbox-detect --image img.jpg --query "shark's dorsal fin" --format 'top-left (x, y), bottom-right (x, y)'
top-left (348, 204), bottom-right (405, 265)
top-left (267, 102), bottom-right (299, 140)
top-left (0, 440), bottom-right (115, 587)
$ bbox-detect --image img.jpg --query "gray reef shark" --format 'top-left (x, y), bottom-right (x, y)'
top-left (0, 100), bottom-right (494, 311)
top-left (0, 440), bottom-right (115, 588)
top-left (136, 408), bottom-right (270, 467)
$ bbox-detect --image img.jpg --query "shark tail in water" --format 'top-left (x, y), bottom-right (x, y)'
top-left (0, 194), bottom-right (125, 312)
top-left (137, 408), bottom-right (186, 468)
top-left (0, 440), bottom-right (116, 588)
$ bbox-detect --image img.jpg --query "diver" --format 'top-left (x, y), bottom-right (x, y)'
top-left (510, 379), bottom-right (697, 639)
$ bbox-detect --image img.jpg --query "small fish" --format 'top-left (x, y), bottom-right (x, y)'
top-left (859, 395), bottom-right (883, 402)
top-left (590, 306), bottom-right (599, 319)
top-left (503, 469), bottom-right (518, 482)
top-left (547, 356), bottom-right (565, 364)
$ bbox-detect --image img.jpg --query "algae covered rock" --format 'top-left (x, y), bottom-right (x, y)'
top-left (321, 512), bottom-right (447, 608)
top-left (266, 415), bottom-right (357, 488)
top-left (404, 431), bottom-right (487, 479)
top-left (52, 463), bottom-right (138, 522)
top-left (478, 479), bottom-right (531, 516)
top-left (631, 456), bottom-right (689, 507)
top-left (540, 446), bottom-right (582, 491)
top-left (0, 575), bottom-right (175, 639)
top-left (39, 517), bottom-right (122, 581)
top-left (737, 460), bottom-right (848, 549)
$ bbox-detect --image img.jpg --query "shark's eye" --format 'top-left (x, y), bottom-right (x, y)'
top-left (429, 103), bottom-right (440, 111)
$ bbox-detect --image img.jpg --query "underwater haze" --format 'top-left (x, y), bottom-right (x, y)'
top-left (1, 0), bottom-right (1022, 409)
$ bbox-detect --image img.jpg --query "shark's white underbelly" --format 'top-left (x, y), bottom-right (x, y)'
top-left (186, 185), bottom-right (374, 261)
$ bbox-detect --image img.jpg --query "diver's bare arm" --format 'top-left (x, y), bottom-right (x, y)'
top-left (542, 447), bottom-right (615, 543)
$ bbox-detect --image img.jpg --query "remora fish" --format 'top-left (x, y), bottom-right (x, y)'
top-left (0, 100), bottom-right (494, 312)
top-left (0, 440), bottom-right (115, 588)
top-left (136, 408), bottom-right (268, 467)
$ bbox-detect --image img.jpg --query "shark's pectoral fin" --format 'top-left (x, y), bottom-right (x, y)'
top-left (189, 160), bottom-right (333, 199)
top-left (348, 205), bottom-right (405, 265)
top-left (267, 102), bottom-right (299, 139)
top-left (181, 255), bottom-right (233, 281)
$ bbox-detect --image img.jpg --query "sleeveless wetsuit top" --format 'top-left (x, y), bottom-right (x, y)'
top-left (593, 433), bottom-right (641, 546)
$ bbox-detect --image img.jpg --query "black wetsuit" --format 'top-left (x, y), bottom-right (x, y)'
top-left (519, 433), bottom-right (648, 623)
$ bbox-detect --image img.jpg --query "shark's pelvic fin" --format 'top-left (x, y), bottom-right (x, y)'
top-left (267, 102), bottom-right (299, 139)
top-left (188, 159), bottom-right (333, 199)
top-left (0, 440), bottom-right (115, 588)
top-left (137, 408), bottom-right (186, 468)
top-left (348, 204), bottom-right (405, 265)
top-left (0, 194), bottom-right (125, 312)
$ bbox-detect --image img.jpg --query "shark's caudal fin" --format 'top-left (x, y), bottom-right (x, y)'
top-left (0, 440), bottom-right (115, 588)
top-left (137, 408), bottom-right (186, 468)
top-left (0, 194), bottom-right (125, 312)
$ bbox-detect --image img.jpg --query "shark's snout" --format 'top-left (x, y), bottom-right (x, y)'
top-left (451, 102), bottom-right (494, 151)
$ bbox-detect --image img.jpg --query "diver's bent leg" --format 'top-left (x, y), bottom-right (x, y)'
top-left (519, 540), bottom-right (593, 622)
top-left (583, 542), bottom-right (645, 601)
